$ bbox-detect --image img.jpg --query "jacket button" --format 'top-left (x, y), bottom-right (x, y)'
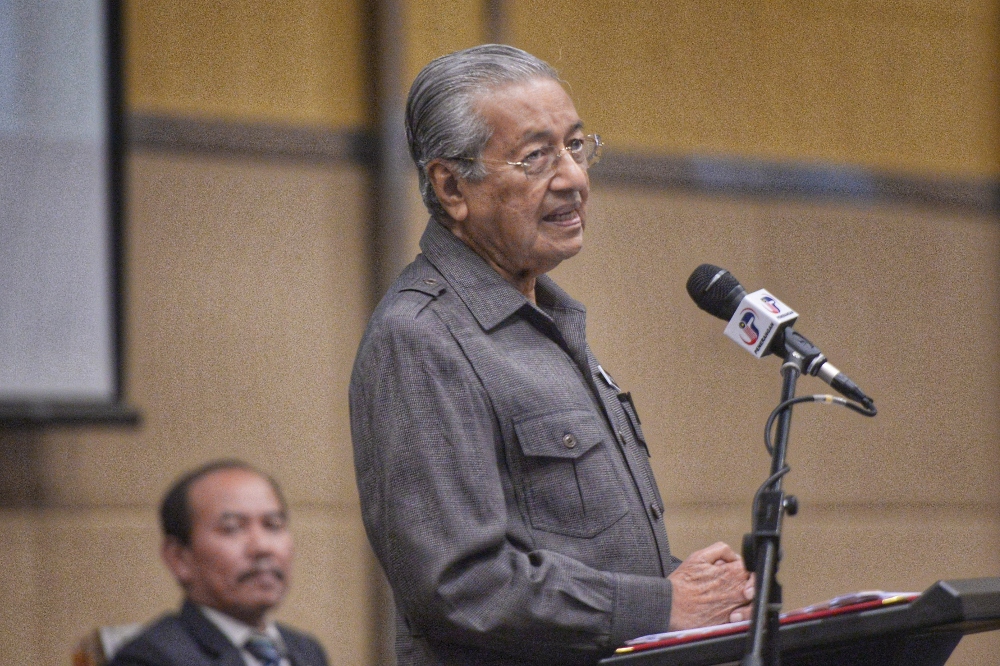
top-left (650, 503), bottom-right (662, 520)
top-left (562, 433), bottom-right (577, 449)
top-left (423, 278), bottom-right (438, 285)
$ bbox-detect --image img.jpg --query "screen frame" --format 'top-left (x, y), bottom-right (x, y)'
top-left (0, 0), bottom-right (138, 426)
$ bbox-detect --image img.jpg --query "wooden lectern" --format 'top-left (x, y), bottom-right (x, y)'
top-left (601, 577), bottom-right (1000, 666)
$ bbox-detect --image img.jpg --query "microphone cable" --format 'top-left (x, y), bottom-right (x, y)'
top-left (753, 395), bottom-right (878, 505)
top-left (764, 394), bottom-right (878, 457)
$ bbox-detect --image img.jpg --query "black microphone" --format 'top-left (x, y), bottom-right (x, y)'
top-left (686, 264), bottom-right (874, 408)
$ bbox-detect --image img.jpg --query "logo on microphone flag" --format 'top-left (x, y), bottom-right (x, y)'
top-left (737, 309), bottom-right (759, 345)
top-left (761, 295), bottom-right (780, 313)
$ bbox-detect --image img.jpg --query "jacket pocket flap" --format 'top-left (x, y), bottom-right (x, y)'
top-left (514, 409), bottom-right (604, 459)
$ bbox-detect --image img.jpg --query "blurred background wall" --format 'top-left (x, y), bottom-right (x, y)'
top-left (1, 0), bottom-right (998, 664)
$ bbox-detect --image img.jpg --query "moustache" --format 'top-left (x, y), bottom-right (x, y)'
top-left (237, 567), bottom-right (286, 584)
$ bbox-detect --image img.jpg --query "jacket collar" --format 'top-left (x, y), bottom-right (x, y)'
top-left (418, 218), bottom-right (586, 333)
top-left (179, 600), bottom-right (245, 665)
top-left (179, 600), bottom-right (316, 666)
top-left (200, 605), bottom-right (287, 657)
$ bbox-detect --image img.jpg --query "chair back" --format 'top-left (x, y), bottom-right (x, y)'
top-left (72, 624), bottom-right (144, 666)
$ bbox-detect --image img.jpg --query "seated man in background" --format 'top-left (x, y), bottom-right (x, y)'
top-left (110, 460), bottom-right (328, 666)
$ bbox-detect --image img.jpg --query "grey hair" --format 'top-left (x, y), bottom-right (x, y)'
top-left (405, 44), bottom-right (559, 221)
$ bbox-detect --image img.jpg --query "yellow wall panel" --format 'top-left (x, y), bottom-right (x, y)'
top-left (124, 0), bottom-right (1000, 176)
top-left (513, 0), bottom-right (1000, 177)
top-left (405, 0), bottom-right (486, 84)
top-left (125, 0), bottom-right (365, 126)
top-left (6, 150), bottom-right (376, 666)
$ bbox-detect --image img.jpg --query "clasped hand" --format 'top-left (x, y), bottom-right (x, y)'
top-left (666, 542), bottom-right (756, 631)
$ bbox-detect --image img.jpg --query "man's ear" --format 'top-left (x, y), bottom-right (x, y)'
top-left (161, 536), bottom-right (193, 587)
top-left (426, 160), bottom-right (468, 223)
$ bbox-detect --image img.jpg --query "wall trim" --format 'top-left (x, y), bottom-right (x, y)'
top-left (128, 112), bottom-right (376, 165)
top-left (593, 152), bottom-right (1000, 215)
top-left (128, 112), bottom-right (999, 215)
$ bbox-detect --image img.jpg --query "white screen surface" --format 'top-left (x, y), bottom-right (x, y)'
top-left (0, 0), bottom-right (117, 406)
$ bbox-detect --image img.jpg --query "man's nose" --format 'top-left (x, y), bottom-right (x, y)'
top-left (246, 524), bottom-right (278, 555)
top-left (549, 151), bottom-right (589, 191)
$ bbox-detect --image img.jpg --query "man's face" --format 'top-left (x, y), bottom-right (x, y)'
top-left (446, 77), bottom-right (590, 285)
top-left (164, 469), bottom-right (293, 627)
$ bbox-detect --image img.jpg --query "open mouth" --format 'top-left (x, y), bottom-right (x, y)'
top-left (543, 207), bottom-right (581, 224)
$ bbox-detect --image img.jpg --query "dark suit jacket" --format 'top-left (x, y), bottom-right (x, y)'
top-left (108, 601), bottom-right (329, 666)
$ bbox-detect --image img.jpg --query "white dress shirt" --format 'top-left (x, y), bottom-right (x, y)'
top-left (199, 605), bottom-right (290, 666)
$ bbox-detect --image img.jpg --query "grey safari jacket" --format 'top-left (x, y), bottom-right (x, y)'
top-left (350, 219), bottom-right (682, 666)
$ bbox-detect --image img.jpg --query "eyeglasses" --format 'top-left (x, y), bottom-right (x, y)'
top-left (456, 134), bottom-right (602, 178)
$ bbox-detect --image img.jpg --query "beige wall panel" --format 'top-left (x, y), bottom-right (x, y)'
top-left (274, 508), bottom-right (372, 666)
top-left (552, 187), bottom-right (1000, 506)
top-left (40, 152), bottom-right (369, 510)
top-left (666, 505), bottom-right (1000, 604)
top-left (667, 504), bottom-right (1000, 666)
top-left (125, 0), bottom-right (365, 126)
top-left (403, 171), bottom-right (435, 267)
top-left (514, 0), bottom-right (1000, 177)
top-left (7, 508), bottom-right (366, 666)
top-left (787, 507), bottom-right (1000, 666)
top-left (0, 512), bottom-right (41, 665)
top-left (947, 632), bottom-right (1000, 666)
top-left (32, 509), bottom-right (176, 666)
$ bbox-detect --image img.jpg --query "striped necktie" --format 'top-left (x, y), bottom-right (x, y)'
top-left (244, 633), bottom-right (282, 666)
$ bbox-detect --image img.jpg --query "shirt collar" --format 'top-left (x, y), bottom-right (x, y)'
top-left (419, 218), bottom-right (586, 331)
top-left (198, 605), bottom-right (285, 655)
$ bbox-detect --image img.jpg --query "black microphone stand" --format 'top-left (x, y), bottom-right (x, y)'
top-left (740, 336), bottom-right (818, 666)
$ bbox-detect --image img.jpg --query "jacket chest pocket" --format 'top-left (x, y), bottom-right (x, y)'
top-left (512, 409), bottom-right (629, 538)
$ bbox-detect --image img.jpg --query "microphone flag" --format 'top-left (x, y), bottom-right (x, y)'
top-left (723, 289), bottom-right (799, 358)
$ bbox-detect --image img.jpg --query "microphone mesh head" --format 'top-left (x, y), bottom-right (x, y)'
top-left (686, 264), bottom-right (745, 320)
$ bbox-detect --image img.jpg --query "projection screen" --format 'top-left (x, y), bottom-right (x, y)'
top-left (0, 0), bottom-right (133, 423)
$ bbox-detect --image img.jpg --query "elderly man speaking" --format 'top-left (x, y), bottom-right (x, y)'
top-left (350, 44), bottom-right (753, 666)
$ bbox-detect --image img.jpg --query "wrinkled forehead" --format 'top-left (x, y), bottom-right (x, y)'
top-left (473, 78), bottom-right (582, 146)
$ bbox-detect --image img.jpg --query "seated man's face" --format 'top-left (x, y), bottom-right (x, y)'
top-left (166, 468), bottom-right (293, 627)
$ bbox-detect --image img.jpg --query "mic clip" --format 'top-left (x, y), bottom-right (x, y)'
top-left (779, 328), bottom-right (826, 376)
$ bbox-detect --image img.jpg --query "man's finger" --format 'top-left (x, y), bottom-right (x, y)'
top-left (730, 602), bottom-right (754, 624)
top-left (694, 541), bottom-right (740, 564)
